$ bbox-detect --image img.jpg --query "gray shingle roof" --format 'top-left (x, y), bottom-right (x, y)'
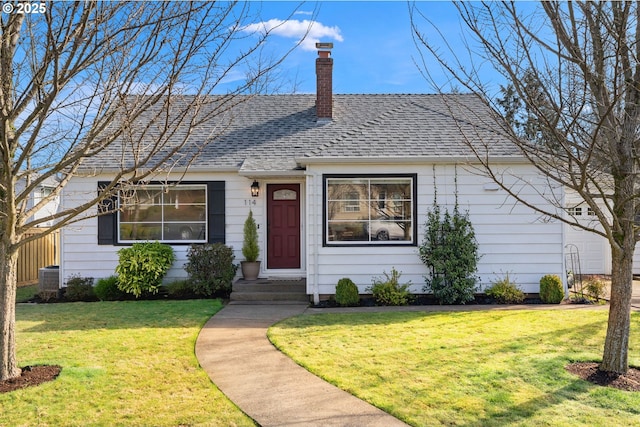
top-left (81, 93), bottom-right (518, 173)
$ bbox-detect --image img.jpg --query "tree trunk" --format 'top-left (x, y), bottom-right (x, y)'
top-left (0, 242), bottom-right (20, 381)
top-left (601, 241), bottom-right (634, 374)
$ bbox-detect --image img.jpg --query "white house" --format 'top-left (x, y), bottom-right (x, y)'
top-left (60, 45), bottom-right (565, 303)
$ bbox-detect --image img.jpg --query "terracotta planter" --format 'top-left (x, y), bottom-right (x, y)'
top-left (241, 261), bottom-right (261, 280)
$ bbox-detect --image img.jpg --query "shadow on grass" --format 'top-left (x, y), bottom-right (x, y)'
top-left (271, 309), bottom-right (640, 425)
top-left (17, 299), bottom-right (223, 332)
top-left (330, 306), bottom-right (632, 334)
top-left (472, 358), bottom-right (640, 426)
top-left (272, 310), bottom-right (617, 364)
top-left (472, 378), bottom-right (591, 426)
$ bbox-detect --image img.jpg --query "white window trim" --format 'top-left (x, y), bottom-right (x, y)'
top-left (118, 184), bottom-right (208, 244)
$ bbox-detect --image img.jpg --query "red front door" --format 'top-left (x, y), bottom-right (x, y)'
top-left (267, 184), bottom-right (301, 269)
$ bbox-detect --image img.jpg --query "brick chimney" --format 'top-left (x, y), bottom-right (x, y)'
top-left (315, 42), bottom-right (333, 120)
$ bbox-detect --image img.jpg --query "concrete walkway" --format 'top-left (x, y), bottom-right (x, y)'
top-left (195, 284), bottom-right (640, 427)
top-left (195, 304), bottom-right (409, 427)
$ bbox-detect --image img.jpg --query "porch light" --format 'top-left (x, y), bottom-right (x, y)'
top-left (251, 180), bottom-right (260, 197)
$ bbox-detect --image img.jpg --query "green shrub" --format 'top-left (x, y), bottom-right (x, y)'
top-left (367, 267), bottom-right (413, 306)
top-left (420, 203), bottom-right (479, 305)
top-left (185, 243), bottom-right (237, 297)
top-left (539, 274), bottom-right (564, 303)
top-left (64, 274), bottom-right (96, 302)
top-left (485, 274), bottom-right (524, 304)
top-left (94, 275), bottom-right (128, 301)
top-left (584, 279), bottom-right (606, 300)
top-left (116, 242), bottom-right (175, 298)
top-left (166, 279), bottom-right (197, 299)
top-left (335, 278), bottom-right (360, 306)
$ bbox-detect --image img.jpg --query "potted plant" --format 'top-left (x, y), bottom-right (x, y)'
top-left (241, 210), bottom-right (260, 280)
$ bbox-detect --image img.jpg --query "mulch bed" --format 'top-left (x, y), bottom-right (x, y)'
top-left (566, 362), bottom-right (640, 391)
top-left (0, 365), bottom-right (61, 393)
top-left (311, 295), bottom-right (547, 308)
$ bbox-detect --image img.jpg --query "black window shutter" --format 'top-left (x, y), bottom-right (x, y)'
top-left (207, 181), bottom-right (225, 243)
top-left (97, 182), bottom-right (117, 245)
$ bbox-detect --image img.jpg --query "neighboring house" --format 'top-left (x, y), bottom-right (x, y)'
top-left (60, 44), bottom-right (565, 302)
top-left (15, 175), bottom-right (61, 285)
top-left (17, 175), bottom-right (60, 227)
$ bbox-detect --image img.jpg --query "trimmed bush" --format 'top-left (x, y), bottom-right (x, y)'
top-left (485, 274), bottom-right (524, 304)
top-left (335, 278), bottom-right (360, 306)
top-left (64, 274), bottom-right (96, 302)
top-left (539, 274), bottom-right (564, 303)
top-left (116, 242), bottom-right (175, 298)
top-left (94, 275), bottom-right (127, 301)
top-left (184, 243), bottom-right (237, 297)
top-left (367, 267), bottom-right (413, 306)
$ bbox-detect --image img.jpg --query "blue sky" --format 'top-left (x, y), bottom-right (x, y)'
top-left (230, 1), bottom-right (492, 95)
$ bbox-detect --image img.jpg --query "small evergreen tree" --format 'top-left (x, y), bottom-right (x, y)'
top-left (242, 210), bottom-right (260, 262)
top-left (419, 178), bottom-right (480, 304)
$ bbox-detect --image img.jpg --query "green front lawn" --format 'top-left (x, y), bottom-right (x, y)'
top-left (2, 300), bottom-right (254, 427)
top-left (269, 309), bottom-right (640, 426)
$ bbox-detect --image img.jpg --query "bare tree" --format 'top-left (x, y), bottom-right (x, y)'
top-left (411, 1), bottom-right (640, 374)
top-left (0, 1), bottom-right (309, 381)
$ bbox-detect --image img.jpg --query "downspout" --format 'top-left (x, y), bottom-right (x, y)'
top-left (314, 172), bottom-right (321, 304)
top-left (308, 171), bottom-right (320, 305)
top-left (59, 229), bottom-right (64, 287)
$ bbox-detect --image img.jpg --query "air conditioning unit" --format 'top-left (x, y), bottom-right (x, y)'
top-left (38, 265), bottom-right (60, 298)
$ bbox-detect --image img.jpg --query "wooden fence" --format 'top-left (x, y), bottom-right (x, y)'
top-left (17, 228), bottom-right (60, 286)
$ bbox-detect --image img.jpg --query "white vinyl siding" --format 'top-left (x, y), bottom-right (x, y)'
top-left (62, 162), bottom-right (568, 296)
top-left (306, 162), bottom-right (565, 295)
top-left (62, 174), bottom-right (244, 283)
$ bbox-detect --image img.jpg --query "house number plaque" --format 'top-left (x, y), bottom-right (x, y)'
top-left (273, 189), bottom-right (297, 200)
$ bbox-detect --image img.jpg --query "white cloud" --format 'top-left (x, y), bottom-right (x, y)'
top-left (242, 19), bottom-right (343, 51)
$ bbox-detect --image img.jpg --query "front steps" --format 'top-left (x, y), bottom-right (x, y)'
top-left (230, 278), bottom-right (309, 305)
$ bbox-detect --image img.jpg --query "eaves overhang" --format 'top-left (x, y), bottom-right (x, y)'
top-left (74, 165), bottom-right (241, 176)
top-left (295, 155), bottom-right (529, 165)
top-left (237, 169), bottom-right (307, 178)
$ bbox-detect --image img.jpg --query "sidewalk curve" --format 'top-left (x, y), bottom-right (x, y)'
top-left (195, 303), bottom-right (409, 427)
top-left (195, 292), bottom-right (640, 427)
